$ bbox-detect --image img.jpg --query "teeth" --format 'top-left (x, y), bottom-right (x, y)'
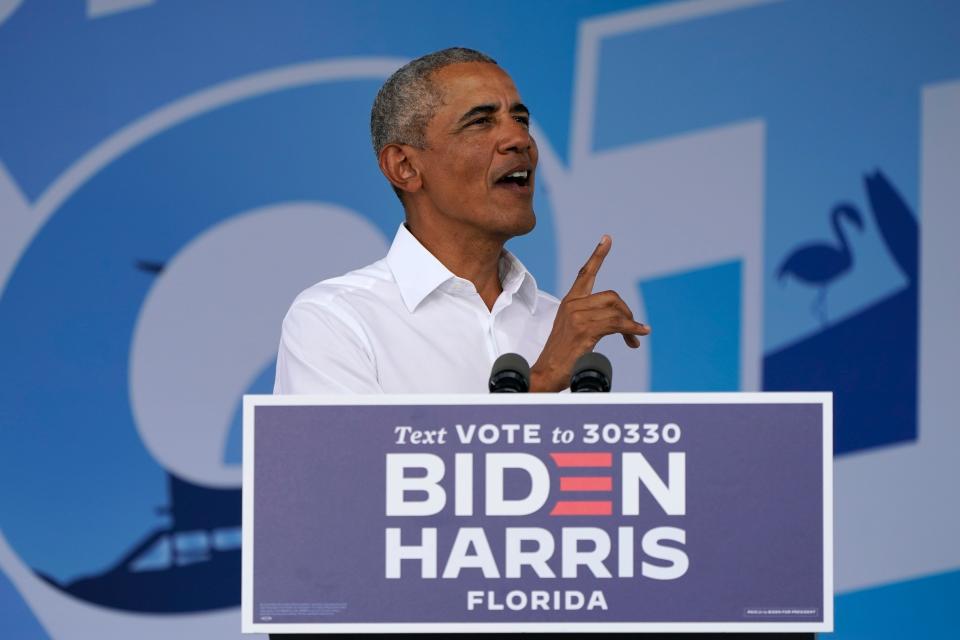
top-left (507, 170), bottom-right (528, 179)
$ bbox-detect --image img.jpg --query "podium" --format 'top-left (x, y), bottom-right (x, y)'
top-left (242, 393), bottom-right (831, 635)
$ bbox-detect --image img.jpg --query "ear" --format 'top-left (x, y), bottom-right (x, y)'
top-left (378, 144), bottom-right (423, 194)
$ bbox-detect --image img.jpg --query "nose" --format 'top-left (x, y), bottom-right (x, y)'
top-left (497, 118), bottom-right (533, 155)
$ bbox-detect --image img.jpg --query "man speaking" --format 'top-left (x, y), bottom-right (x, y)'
top-left (269, 48), bottom-right (812, 640)
top-left (274, 47), bottom-right (649, 395)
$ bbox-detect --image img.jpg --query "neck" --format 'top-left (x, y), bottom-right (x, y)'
top-left (405, 216), bottom-right (505, 311)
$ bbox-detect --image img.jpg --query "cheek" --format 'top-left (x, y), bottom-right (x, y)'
top-left (449, 145), bottom-right (489, 186)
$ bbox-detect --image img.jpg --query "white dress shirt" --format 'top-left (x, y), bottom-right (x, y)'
top-left (273, 224), bottom-right (560, 394)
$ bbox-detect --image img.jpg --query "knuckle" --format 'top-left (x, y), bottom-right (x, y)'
top-left (597, 290), bottom-right (621, 304)
top-left (571, 311), bottom-right (589, 330)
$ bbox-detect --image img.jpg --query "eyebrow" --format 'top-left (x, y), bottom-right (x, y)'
top-left (457, 102), bottom-right (531, 125)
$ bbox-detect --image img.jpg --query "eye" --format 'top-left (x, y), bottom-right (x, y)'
top-left (468, 116), bottom-right (491, 127)
top-left (514, 115), bottom-right (530, 127)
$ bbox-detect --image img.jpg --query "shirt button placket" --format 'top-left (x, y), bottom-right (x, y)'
top-left (487, 315), bottom-right (500, 358)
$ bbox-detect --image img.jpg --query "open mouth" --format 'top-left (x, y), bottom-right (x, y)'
top-left (495, 168), bottom-right (532, 190)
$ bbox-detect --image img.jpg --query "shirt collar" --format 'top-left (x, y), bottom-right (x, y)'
top-left (386, 223), bottom-right (540, 313)
top-left (498, 247), bottom-right (540, 313)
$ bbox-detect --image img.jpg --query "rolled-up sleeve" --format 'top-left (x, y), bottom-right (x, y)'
top-left (273, 299), bottom-right (382, 395)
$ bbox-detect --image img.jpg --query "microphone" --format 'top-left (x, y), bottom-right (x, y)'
top-left (570, 352), bottom-right (612, 392)
top-left (489, 353), bottom-right (531, 393)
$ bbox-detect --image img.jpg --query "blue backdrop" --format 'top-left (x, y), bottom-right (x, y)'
top-left (1, 0), bottom-right (958, 637)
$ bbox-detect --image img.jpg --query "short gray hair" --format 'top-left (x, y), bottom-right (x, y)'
top-left (370, 47), bottom-right (497, 157)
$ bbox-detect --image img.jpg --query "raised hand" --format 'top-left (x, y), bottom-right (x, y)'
top-left (530, 235), bottom-right (650, 392)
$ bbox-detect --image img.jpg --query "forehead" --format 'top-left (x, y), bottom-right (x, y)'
top-left (430, 62), bottom-right (521, 116)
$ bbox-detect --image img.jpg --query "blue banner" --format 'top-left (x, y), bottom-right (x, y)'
top-left (245, 393), bottom-right (830, 633)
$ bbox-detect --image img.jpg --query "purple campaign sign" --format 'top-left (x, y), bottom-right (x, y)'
top-left (242, 393), bottom-right (831, 634)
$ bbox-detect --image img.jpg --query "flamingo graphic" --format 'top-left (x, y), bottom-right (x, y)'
top-left (777, 202), bottom-right (864, 324)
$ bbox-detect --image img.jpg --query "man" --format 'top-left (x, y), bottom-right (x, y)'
top-left (274, 47), bottom-right (648, 395)
top-left (272, 47), bottom-right (810, 640)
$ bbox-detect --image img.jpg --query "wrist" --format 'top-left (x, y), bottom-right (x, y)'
top-left (529, 364), bottom-right (567, 393)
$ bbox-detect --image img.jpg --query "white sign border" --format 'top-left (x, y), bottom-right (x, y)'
top-left (242, 391), bottom-right (832, 634)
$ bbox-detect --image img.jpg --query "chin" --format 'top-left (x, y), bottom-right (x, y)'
top-left (516, 209), bottom-right (537, 235)
top-left (498, 207), bottom-right (537, 239)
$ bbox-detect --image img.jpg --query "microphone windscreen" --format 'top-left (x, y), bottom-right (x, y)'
top-left (492, 352), bottom-right (530, 378)
top-left (489, 353), bottom-right (531, 393)
top-left (571, 352), bottom-right (612, 392)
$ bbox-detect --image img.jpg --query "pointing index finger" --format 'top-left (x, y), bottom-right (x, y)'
top-left (566, 235), bottom-right (611, 299)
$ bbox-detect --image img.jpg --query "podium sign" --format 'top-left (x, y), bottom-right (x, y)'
top-left (242, 393), bottom-right (832, 634)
